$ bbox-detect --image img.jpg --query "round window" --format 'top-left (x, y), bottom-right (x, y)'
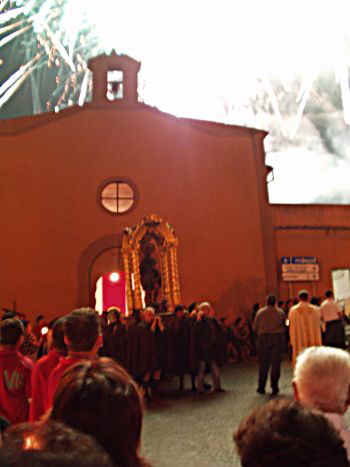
top-left (99, 180), bottom-right (135, 214)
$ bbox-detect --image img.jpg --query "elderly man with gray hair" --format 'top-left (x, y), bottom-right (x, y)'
top-left (293, 346), bottom-right (350, 459)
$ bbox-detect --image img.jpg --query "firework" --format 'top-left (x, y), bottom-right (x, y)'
top-left (0, 0), bottom-right (110, 115)
top-left (0, 0), bottom-right (349, 145)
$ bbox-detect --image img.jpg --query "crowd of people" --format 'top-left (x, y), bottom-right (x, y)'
top-left (0, 292), bottom-right (349, 466)
top-left (0, 308), bottom-right (150, 466)
top-left (252, 288), bottom-right (348, 396)
top-left (99, 302), bottom-right (228, 396)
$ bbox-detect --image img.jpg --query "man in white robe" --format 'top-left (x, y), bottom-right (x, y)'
top-left (289, 289), bottom-right (322, 367)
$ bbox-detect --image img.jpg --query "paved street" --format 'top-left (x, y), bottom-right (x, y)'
top-left (142, 359), bottom-right (295, 467)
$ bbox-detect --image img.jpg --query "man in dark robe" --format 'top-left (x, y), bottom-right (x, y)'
top-left (102, 308), bottom-right (127, 369)
top-left (192, 302), bottom-right (224, 393)
top-left (125, 310), bottom-right (144, 379)
top-left (169, 305), bottom-right (191, 390)
top-left (125, 308), bottom-right (158, 399)
top-left (210, 312), bottom-right (228, 368)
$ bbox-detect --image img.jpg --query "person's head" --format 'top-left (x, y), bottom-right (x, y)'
top-left (3, 420), bottom-right (113, 467)
top-left (143, 307), bottom-right (155, 324)
top-left (310, 296), bottom-right (320, 306)
top-left (266, 295), bottom-right (276, 307)
top-left (298, 290), bottom-right (309, 302)
top-left (1, 311), bottom-right (16, 321)
top-left (35, 315), bottom-right (44, 325)
top-left (293, 346), bottom-right (350, 414)
top-left (325, 290), bottom-right (334, 299)
top-left (278, 300), bottom-right (284, 308)
top-left (174, 305), bottom-right (185, 318)
top-left (198, 302), bottom-right (211, 318)
top-left (0, 319), bottom-right (24, 348)
top-left (49, 318), bottom-right (67, 354)
top-left (50, 358), bottom-right (146, 467)
top-left (64, 308), bottom-right (101, 353)
top-left (188, 302), bottom-right (198, 314)
top-left (234, 398), bottom-right (348, 467)
top-left (107, 307), bottom-right (121, 325)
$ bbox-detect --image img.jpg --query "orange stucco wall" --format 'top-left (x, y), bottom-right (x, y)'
top-left (0, 105), bottom-right (271, 321)
top-left (272, 204), bottom-right (350, 300)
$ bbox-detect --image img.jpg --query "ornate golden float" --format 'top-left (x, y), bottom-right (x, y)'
top-left (121, 214), bottom-right (181, 312)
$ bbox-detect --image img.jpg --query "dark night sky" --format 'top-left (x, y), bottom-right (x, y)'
top-left (0, 39), bottom-right (58, 119)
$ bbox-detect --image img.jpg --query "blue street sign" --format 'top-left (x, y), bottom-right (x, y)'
top-left (281, 257), bottom-right (291, 264)
top-left (291, 256), bottom-right (317, 264)
top-left (281, 256), bottom-right (317, 264)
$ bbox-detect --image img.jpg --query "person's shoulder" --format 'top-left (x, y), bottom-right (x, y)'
top-left (255, 306), bottom-right (267, 316)
top-left (34, 352), bottom-right (50, 366)
top-left (17, 352), bottom-right (34, 371)
top-left (0, 350), bottom-right (19, 371)
top-left (35, 350), bottom-right (60, 370)
top-left (324, 412), bottom-right (350, 437)
top-left (288, 304), bottom-right (299, 316)
top-left (49, 357), bottom-right (73, 386)
top-left (51, 356), bottom-right (69, 375)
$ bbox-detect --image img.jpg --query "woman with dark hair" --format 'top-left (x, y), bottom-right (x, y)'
top-left (49, 358), bottom-right (151, 467)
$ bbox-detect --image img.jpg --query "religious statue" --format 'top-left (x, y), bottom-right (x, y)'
top-left (140, 235), bottom-right (162, 306)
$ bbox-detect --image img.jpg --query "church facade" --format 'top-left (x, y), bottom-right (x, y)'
top-left (1, 52), bottom-right (349, 320)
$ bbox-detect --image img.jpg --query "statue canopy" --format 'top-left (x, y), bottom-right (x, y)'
top-left (122, 214), bottom-right (181, 312)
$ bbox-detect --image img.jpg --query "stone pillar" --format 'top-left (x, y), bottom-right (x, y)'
top-left (161, 248), bottom-right (172, 308)
top-left (131, 249), bottom-right (143, 309)
top-left (122, 250), bottom-right (133, 313)
top-left (170, 245), bottom-right (181, 305)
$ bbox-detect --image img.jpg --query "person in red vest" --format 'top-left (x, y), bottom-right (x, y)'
top-left (0, 318), bottom-right (33, 428)
top-left (47, 308), bottom-right (102, 409)
top-left (29, 317), bottom-right (67, 421)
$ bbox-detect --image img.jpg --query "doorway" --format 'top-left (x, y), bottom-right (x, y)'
top-left (95, 271), bottom-right (127, 314)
